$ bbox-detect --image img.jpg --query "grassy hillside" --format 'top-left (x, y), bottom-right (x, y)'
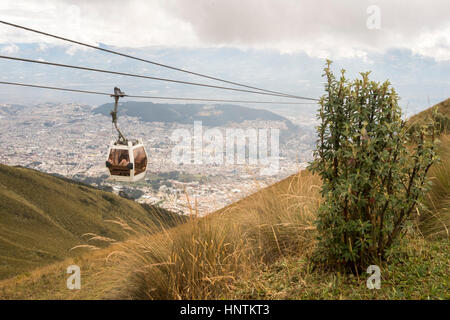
top-left (0, 170), bottom-right (322, 299)
top-left (91, 98), bottom-right (449, 300)
top-left (407, 98), bottom-right (450, 134)
top-left (0, 164), bottom-right (180, 280)
top-left (0, 99), bottom-right (448, 300)
top-left (404, 98), bottom-right (450, 238)
top-left (1, 166), bottom-right (447, 300)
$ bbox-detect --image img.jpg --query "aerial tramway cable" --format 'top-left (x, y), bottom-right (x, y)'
top-left (0, 21), bottom-right (320, 184)
top-left (0, 81), bottom-right (317, 105)
top-left (0, 20), bottom-right (317, 101)
top-left (0, 55), bottom-right (318, 101)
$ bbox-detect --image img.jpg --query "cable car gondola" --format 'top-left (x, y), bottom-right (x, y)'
top-left (105, 87), bottom-right (148, 182)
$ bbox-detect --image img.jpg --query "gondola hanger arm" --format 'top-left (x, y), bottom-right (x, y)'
top-left (110, 87), bottom-right (127, 144)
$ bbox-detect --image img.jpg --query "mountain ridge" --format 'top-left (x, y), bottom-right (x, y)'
top-left (94, 101), bottom-right (299, 131)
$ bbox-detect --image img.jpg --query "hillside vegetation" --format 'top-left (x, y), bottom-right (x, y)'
top-left (408, 98), bottom-right (450, 134)
top-left (0, 164), bottom-right (180, 280)
top-left (405, 98), bottom-right (450, 239)
top-left (0, 99), bottom-right (449, 300)
top-left (0, 170), bottom-right (322, 299)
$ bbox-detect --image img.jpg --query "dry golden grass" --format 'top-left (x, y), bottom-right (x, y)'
top-left (98, 142), bottom-right (448, 300)
top-left (99, 170), bottom-right (322, 299)
top-left (1, 158), bottom-right (446, 300)
top-left (419, 133), bottom-right (450, 239)
top-left (0, 246), bottom-right (116, 299)
top-left (407, 98), bottom-right (449, 135)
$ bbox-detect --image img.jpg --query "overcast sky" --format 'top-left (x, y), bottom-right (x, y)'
top-left (0, 0), bottom-right (449, 115)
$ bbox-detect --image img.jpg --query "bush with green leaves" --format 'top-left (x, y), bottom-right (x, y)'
top-left (309, 61), bottom-right (439, 273)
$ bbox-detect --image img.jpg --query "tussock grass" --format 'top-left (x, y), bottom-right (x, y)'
top-left (419, 134), bottom-right (450, 239)
top-left (101, 171), bottom-right (322, 299)
top-left (98, 136), bottom-right (447, 299)
top-left (1, 98), bottom-right (448, 299)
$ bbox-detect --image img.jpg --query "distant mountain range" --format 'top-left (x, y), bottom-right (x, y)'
top-left (94, 101), bottom-right (299, 132)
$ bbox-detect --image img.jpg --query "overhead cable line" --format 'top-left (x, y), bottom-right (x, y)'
top-left (0, 55), bottom-right (318, 101)
top-left (0, 81), bottom-right (110, 96)
top-left (0, 20), bottom-right (317, 101)
top-left (0, 81), bottom-right (317, 105)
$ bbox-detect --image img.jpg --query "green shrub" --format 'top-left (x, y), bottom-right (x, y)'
top-left (309, 61), bottom-right (439, 273)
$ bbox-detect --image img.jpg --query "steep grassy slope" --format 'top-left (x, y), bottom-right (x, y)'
top-left (231, 98), bottom-right (449, 299)
top-left (418, 134), bottom-right (450, 238)
top-left (408, 98), bottom-right (450, 134)
top-left (0, 164), bottom-right (178, 280)
top-left (0, 99), bottom-right (448, 299)
top-left (0, 170), bottom-right (321, 299)
top-left (405, 98), bottom-right (450, 238)
top-left (2, 160), bottom-right (447, 300)
top-left (99, 98), bottom-right (450, 300)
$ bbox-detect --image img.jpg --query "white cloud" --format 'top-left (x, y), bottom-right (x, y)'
top-left (37, 42), bottom-right (48, 51)
top-left (0, 0), bottom-right (449, 61)
top-left (410, 27), bottom-right (450, 61)
top-left (65, 44), bottom-right (91, 56)
top-left (0, 43), bottom-right (19, 54)
top-left (164, 0), bottom-right (450, 61)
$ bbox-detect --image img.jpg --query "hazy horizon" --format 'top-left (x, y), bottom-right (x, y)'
top-left (0, 0), bottom-right (449, 116)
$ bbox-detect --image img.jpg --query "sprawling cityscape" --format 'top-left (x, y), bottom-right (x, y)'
top-left (0, 102), bottom-right (315, 215)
